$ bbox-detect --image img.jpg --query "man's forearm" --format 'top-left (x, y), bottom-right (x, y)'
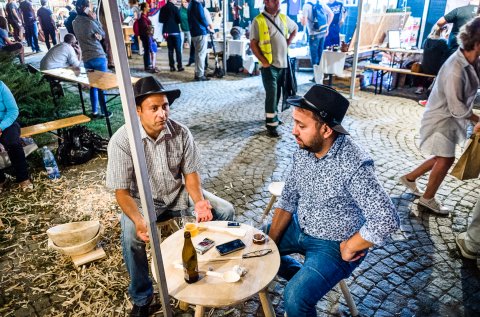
top-left (344, 232), bottom-right (373, 253)
top-left (268, 208), bottom-right (292, 245)
top-left (184, 172), bottom-right (205, 204)
top-left (436, 17), bottom-right (447, 27)
top-left (250, 40), bottom-right (269, 66)
top-left (115, 189), bottom-right (143, 225)
top-left (287, 30), bottom-right (297, 46)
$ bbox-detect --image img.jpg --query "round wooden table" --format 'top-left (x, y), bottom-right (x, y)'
top-left (157, 221), bottom-right (280, 317)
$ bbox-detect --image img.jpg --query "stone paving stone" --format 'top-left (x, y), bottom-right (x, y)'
top-left (16, 53), bottom-right (480, 316)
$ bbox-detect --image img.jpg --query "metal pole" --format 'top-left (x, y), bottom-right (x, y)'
top-left (223, 0), bottom-right (228, 71)
top-left (349, 0), bottom-right (364, 99)
top-left (418, 0), bottom-right (431, 48)
top-left (102, 1), bottom-right (172, 316)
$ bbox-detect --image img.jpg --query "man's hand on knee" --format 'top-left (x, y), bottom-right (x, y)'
top-left (195, 200), bottom-right (213, 222)
top-left (340, 240), bottom-right (366, 262)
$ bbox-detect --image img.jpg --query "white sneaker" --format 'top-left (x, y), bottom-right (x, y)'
top-left (418, 196), bottom-right (449, 215)
top-left (456, 232), bottom-right (478, 260)
top-left (399, 175), bottom-right (423, 196)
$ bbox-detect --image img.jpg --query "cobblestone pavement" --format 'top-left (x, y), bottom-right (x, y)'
top-left (5, 49), bottom-right (480, 316)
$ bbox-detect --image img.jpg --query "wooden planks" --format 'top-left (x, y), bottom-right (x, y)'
top-left (20, 115), bottom-right (91, 137)
top-left (71, 247), bottom-right (107, 267)
top-left (365, 64), bottom-right (436, 78)
top-left (41, 68), bottom-right (140, 90)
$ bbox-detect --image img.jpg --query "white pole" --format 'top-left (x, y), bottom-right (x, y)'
top-left (102, 1), bottom-right (172, 316)
top-left (349, 0), bottom-right (364, 99)
top-left (418, 0), bottom-right (431, 47)
top-left (223, 0), bottom-right (228, 71)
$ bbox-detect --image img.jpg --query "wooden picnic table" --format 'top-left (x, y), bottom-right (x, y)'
top-left (41, 67), bottom-right (140, 136)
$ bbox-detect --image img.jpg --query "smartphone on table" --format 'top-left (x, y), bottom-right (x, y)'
top-left (216, 239), bottom-right (246, 256)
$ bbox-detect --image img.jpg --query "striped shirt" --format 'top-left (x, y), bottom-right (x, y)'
top-left (106, 119), bottom-right (201, 213)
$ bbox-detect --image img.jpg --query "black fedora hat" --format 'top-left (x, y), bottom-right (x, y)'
top-left (133, 76), bottom-right (181, 106)
top-left (287, 85), bottom-right (350, 135)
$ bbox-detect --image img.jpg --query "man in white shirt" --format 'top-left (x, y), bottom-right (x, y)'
top-left (40, 33), bottom-right (81, 70)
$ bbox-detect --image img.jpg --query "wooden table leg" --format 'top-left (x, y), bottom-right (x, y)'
top-left (194, 305), bottom-right (205, 317)
top-left (259, 289), bottom-right (275, 317)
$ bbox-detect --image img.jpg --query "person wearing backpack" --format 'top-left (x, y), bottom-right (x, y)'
top-left (302, 0), bottom-right (333, 69)
top-left (250, 0), bottom-right (298, 138)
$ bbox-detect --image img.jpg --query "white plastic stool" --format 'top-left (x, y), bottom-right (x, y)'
top-left (262, 181), bottom-right (359, 317)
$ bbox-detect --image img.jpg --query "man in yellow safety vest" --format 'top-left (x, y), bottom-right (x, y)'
top-left (250, 0), bottom-right (297, 138)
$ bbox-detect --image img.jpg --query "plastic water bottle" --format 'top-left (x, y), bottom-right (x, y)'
top-left (42, 146), bottom-right (61, 179)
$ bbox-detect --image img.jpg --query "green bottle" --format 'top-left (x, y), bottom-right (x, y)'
top-left (182, 231), bottom-right (199, 283)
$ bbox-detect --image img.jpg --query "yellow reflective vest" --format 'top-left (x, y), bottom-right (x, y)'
top-left (254, 13), bottom-right (288, 64)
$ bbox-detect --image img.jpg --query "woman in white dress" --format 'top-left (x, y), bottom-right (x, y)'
top-left (400, 16), bottom-right (480, 215)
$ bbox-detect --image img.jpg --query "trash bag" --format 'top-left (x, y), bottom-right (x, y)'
top-left (56, 126), bottom-right (108, 166)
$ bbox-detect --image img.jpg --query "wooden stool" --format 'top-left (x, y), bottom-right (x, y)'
top-left (156, 218), bottom-right (181, 239)
top-left (262, 181), bottom-right (359, 317)
top-left (125, 40), bottom-right (132, 59)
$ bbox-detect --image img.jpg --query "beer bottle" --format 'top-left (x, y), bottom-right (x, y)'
top-left (182, 231), bottom-right (199, 283)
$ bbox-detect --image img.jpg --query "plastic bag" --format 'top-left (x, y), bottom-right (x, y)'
top-left (56, 126), bottom-right (108, 166)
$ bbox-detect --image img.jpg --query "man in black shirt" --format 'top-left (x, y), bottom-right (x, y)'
top-left (436, 0), bottom-right (479, 55)
top-left (37, 0), bottom-right (57, 50)
top-left (6, 0), bottom-right (22, 42)
top-left (159, 0), bottom-right (184, 72)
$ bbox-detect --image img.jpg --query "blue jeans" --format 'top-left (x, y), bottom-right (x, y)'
top-left (121, 190), bottom-right (235, 306)
top-left (309, 34), bottom-right (326, 66)
top-left (269, 216), bottom-right (364, 317)
top-left (83, 57), bottom-right (108, 114)
top-left (25, 22), bottom-right (40, 52)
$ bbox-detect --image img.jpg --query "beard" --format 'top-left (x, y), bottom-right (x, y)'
top-left (297, 133), bottom-right (325, 153)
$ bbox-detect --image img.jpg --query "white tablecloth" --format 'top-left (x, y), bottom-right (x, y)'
top-left (314, 50), bottom-right (347, 83)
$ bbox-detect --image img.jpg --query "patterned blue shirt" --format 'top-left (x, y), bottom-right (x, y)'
top-left (278, 135), bottom-right (399, 245)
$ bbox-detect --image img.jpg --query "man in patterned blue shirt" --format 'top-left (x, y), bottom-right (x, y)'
top-left (267, 85), bottom-right (399, 316)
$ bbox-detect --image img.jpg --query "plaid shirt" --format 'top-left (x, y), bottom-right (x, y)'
top-left (106, 119), bottom-right (201, 213)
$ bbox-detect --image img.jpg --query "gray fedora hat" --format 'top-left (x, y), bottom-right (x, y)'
top-left (287, 85), bottom-right (350, 135)
top-left (133, 76), bottom-right (181, 106)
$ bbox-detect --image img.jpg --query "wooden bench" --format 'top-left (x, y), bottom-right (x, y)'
top-left (364, 64), bottom-right (436, 94)
top-left (20, 114), bottom-right (91, 138)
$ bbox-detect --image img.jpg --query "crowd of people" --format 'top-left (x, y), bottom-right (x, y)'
top-left (0, 0), bottom-right (480, 316)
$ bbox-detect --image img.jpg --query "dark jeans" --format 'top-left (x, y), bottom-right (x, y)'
top-left (140, 35), bottom-right (151, 69)
top-left (43, 27), bottom-right (57, 50)
top-left (166, 34), bottom-right (182, 68)
top-left (8, 20), bottom-right (22, 42)
top-left (25, 22), bottom-right (40, 52)
top-left (268, 216), bottom-right (364, 317)
top-left (189, 40), bottom-right (195, 64)
top-left (261, 65), bottom-right (284, 127)
top-left (0, 122), bottom-right (29, 183)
